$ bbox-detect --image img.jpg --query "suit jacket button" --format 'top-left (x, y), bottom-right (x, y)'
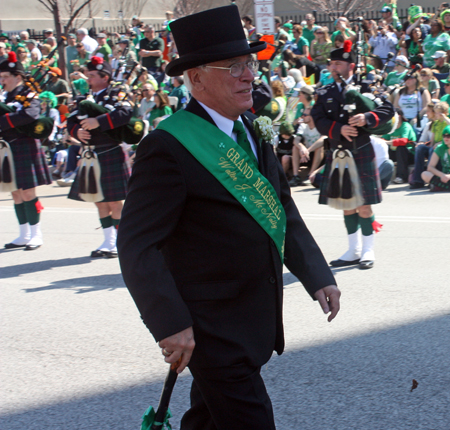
top-left (269, 277), bottom-right (276, 284)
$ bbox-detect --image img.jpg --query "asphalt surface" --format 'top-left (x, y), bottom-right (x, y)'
top-left (1, 181), bottom-right (449, 430)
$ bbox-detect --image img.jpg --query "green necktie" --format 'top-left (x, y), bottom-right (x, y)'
top-left (233, 120), bottom-right (258, 166)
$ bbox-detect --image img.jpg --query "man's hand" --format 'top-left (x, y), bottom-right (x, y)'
top-left (77, 128), bottom-right (91, 143)
top-left (158, 326), bottom-right (195, 374)
top-left (80, 118), bottom-right (100, 130)
top-left (348, 114), bottom-right (367, 128)
top-left (314, 285), bottom-right (341, 322)
top-left (341, 125), bottom-right (358, 141)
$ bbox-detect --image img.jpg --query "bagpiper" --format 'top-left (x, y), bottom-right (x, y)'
top-left (67, 56), bottom-right (133, 258)
top-left (311, 42), bottom-right (395, 269)
top-left (1, 52), bottom-right (52, 250)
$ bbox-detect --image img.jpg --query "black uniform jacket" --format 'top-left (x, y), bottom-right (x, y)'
top-left (311, 78), bottom-right (394, 150)
top-left (0, 86), bottom-right (41, 142)
top-left (118, 98), bottom-right (336, 369)
top-left (67, 88), bottom-right (133, 148)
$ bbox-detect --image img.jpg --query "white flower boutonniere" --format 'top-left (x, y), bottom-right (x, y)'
top-left (253, 116), bottom-right (276, 144)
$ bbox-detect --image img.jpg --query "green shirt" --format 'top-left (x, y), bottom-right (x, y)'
top-left (431, 120), bottom-right (448, 143)
top-left (436, 62), bottom-right (450, 74)
top-left (383, 121), bottom-right (416, 151)
top-left (138, 37), bottom-right (165, 69)
top-left (65, 45), bottom-right (78, 74)
top-left (331, 29), bottom-right (355, 44)
top-left (295, 36), bottom-right (309, 55)
top-left (169, 84), bottom-right (189, 111)
top-left (422, 32), bottom-right (450, 67)
top-left (384, 71), bottom-right (407, 87)
top-left (149, 105), bottom-right (173, 125)
top-left (294, 101), bottom-right (315, 120)
top-left (311, 41), bottom-right (333, 66)
top-left (302, 25), bottom-right (319, 44)
top-left (72, 78), bottom-right (89, 95)
top-left (96, 43), bottom-right (112, 63)
top-left (434, 143), bottom-right (450, 173)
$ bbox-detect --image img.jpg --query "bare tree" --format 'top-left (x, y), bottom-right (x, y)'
top-left (110, 0), bottom-right (150, 27)
top-left (290, 0), bottom-right (383, 17)
top-left (36, 0), bottom-right (98, 78)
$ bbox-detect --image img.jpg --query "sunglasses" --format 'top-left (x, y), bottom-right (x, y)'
top-left (443, 134), bottom-right (450, 137)
top-left (316, 31), bottom-right (324, 34)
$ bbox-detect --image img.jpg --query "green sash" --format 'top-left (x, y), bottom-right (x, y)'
top-left (157, 110), bottom-right (286, 261)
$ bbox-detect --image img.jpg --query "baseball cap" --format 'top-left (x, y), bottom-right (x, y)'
top-left (0, 32), bottom-right (9, 40)
top-left (300, 85), bottom-right (315, 95)
top-left (395, 55), bottom-right (410, 66)
top-left (44, 28), bottom-right (53, 33)
top-left (381, 6), bottom-right (392, 12)
top-left (97, 33), bottom-right (107, 38)
top-left (432, 50), bottom-right (447, 59)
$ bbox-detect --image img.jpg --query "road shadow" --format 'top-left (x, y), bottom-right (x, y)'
top-left (23, 273), bottom-right (126, 294)
top-left (0, 257), bottom-right (93, 279)
top-left (1, 314), bottom-right (449, 430)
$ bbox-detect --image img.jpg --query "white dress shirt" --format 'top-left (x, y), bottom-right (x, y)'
top-left (198, 101), bottom-right (259, 161)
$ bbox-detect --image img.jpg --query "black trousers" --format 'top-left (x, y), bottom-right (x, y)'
top-left (180, 362), bottom-right (276, 430)
top-left (389, 147), bottom-right (414, 181)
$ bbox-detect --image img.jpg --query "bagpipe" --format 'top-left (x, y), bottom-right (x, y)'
top-left (0, 38), bottom-right (67, 141)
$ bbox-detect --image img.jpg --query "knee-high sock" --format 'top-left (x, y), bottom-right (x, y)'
top-left (112, 218), bottom-right (120, 230)
top-left (23, 198), bottom-right (42, 226)
top-left (359, 215), bottom-right (376, 261)
top-left (338, 213), bottom-right (361, 261)
top-left (344, 213), bottom-right (360, 235)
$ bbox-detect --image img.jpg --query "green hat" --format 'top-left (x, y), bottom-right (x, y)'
top-left (440, 9), bottom-right (450, 21)
top-left (442, 125), bottom-right (450, 136)
top-left (282, 22), bottom-right (293, 30)
top-left (39, 91), bottom-right (58, 108)
top-left (279, 121), bottom-right (295, 135)
top-left (440, 76), bottom-right (450, 84)
top-left (0, 32), bottom-right (9, 40)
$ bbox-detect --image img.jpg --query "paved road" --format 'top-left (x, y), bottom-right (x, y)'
top-left (1, 182), bottom-right (449, 430)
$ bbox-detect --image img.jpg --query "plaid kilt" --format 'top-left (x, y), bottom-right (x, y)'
top-left (68, 145), bottom-right (130, 202)
top-left (9, 137), bottom-right (52, 190)
top-left (319, 142), bottom-right (382, 206)
top-left (430, 175), bottom-right (450, 190)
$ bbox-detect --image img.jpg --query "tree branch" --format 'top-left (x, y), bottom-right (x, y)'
top-left (37, 0), bottom-right (55, 14)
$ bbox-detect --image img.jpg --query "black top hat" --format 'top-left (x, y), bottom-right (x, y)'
top-left (87, 56), bottom-right (112, 76)
top-left (0, 52), bottom-right (25, 75)
top-left (330, 40), bottom-right (356, 64)
top-left (165, 4), bottom-right (266, 77)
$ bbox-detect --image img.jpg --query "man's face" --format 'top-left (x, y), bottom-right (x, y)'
top-left (0, 37), bottom-right (7, 45)
top-left (191, 55), bottom-right (255, 120)
top-left (306, 15), bottom-right (315, 25)
top-left (0, 46), bottom-right (5, 57)
top-left (142, 86), bottom-right (154, 99)
top-left (77, 32), bottom-right (85, 41)
top-left (0, 72), bottom-right (21, 92)
top-left (68, 37), bottom-right (76, 46)
top-left (381, 11), bottom-right (391, 19)
top-left (434, 56), bottom-right (445, 67)
top-left (97, 37), bottom-right (106, 46)
top-left (86, 70), bottom-right (109, 91)
top-left (26, 43), bottom-right (35, 51)
top-left (144, 29), bottom-right (155, 40)
top-left (329, 60), bottom-right (353, 81)
top-left (302, 109), bottom-right (312, 124)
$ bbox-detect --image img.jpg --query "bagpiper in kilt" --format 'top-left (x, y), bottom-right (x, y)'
top-left (67, 56), bottom-right (133, 258)
top-left (311, 42), bottom-right (395, 270)
top-left (1, 53), bottom-right (51, 251)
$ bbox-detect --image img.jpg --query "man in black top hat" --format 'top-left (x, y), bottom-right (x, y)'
top-left (118, 5), bottom-right (340, 429)
top-left (311, 42), bottom-right (394, 270)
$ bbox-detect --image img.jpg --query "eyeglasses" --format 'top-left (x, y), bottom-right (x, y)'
top-left (204, 60), bottom-right (259, 78)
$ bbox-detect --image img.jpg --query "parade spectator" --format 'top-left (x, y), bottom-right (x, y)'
top-left (369, 20), bottom-right (398, 69)
top-left (136, 66), bottom-right (158, 91)
top-left (394, 71), bottom-right (431, 124)
top-left (431, 50), bottom-right (450, 73)
top-left (383, 55), bottom-right (408, 87)
top-left (441, 8), bottom-right (450, 33)
top-left (19, 30), bottom-right (29, 42)
top-left (137, 84), bottom-right (155, 119)
top-left (16, 46), bottom-right (30, 71)
top-left (383, 108), bottom-right (417, 184)
top-left (40, 44), bottom-right (56, 66)
top-left (242, 15), bottom-right (257, 42)
top-left (399, 26), bottom-right (423, 65)
top-left (331, 17), bottom-right (355, 44)
top-left (420, 68), bottom-right (440, 99)
top-left (303, 13), bottom-right (320, 44)
top-left (92, 33), bottom-right (112, 62)
top-left (431, 102), bottom-right (450, 143)
top-left (137, 25), bottom-right (164, 74)
top-left (274, 16), bottom-right (291, 41)
top-left (410, 102), bottom-right (437, 188)
top-left (380, 5), bottom-right (402, 32)
top-left (26, 40), bottom-right (42, 61)
top-left (10, 35), bottom-right (25, 53)
top-left (333, 33), bottom-right (344, 49)
top-left (0, 43), bottom-right (7, 62)
top-left (370, 136), bottom-right (395, 190)
top-left (440, 76), bottom-right (450, 104)
top-left (75, 42), bottom-right (91, 66)
top-left (292, 25), bottom-right (310, 57)
top-left (422, 125), bottom-right (450, 191)
top-left (169, 76), bottom-right (189, 111)
top-left (76, 28), bottom-right (98, 53)
top-left (70, 68), bottom-right (89, 95)
top-left (287, 68), bottom-right (306, 96)
top-left (422, 20), bottom-right (450, 68)
top-left (271, 60), bottom-right (295, 93)
top-left (65, 34), bottom-right (78, 74)
top-left (45, 68), bottom-right (71, 105)
top-left (294, 85), bottom-right (315, 125)
top-left (274, 122), bottom-right (302, 177)
top-left (148, 89), bottom-right (173, 125)
top-left (163, 10), bottom-right (174, 27)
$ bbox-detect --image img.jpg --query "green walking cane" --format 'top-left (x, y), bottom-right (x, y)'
top-left (141, 358), bottom-right (181, 430)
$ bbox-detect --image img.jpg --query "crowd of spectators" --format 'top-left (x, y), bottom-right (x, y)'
top-left (1, 4), bottom-right (450, 192)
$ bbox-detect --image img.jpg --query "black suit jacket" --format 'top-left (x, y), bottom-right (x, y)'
top-left (118, 98), bottom-right (336, 369)
top-left (311, 79), bottom-right (394, 150)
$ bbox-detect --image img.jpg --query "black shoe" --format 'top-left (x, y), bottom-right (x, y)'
top-left (329, 258), bottom-right (360, 267)
top-left (91, 250), bottom-right (107, 258)
top-left (24, 244), bottom-right (42, 251)
top-left (289, 176), bottom-right (304, 187)
top-left (4, 242), bottom-right (27, 249)
top-left (409, 182), bottom-right (425, 189)
top-left (103, 251), bottom-right (118, 258)
top-left (359, 260), bottom-right (374, 270)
